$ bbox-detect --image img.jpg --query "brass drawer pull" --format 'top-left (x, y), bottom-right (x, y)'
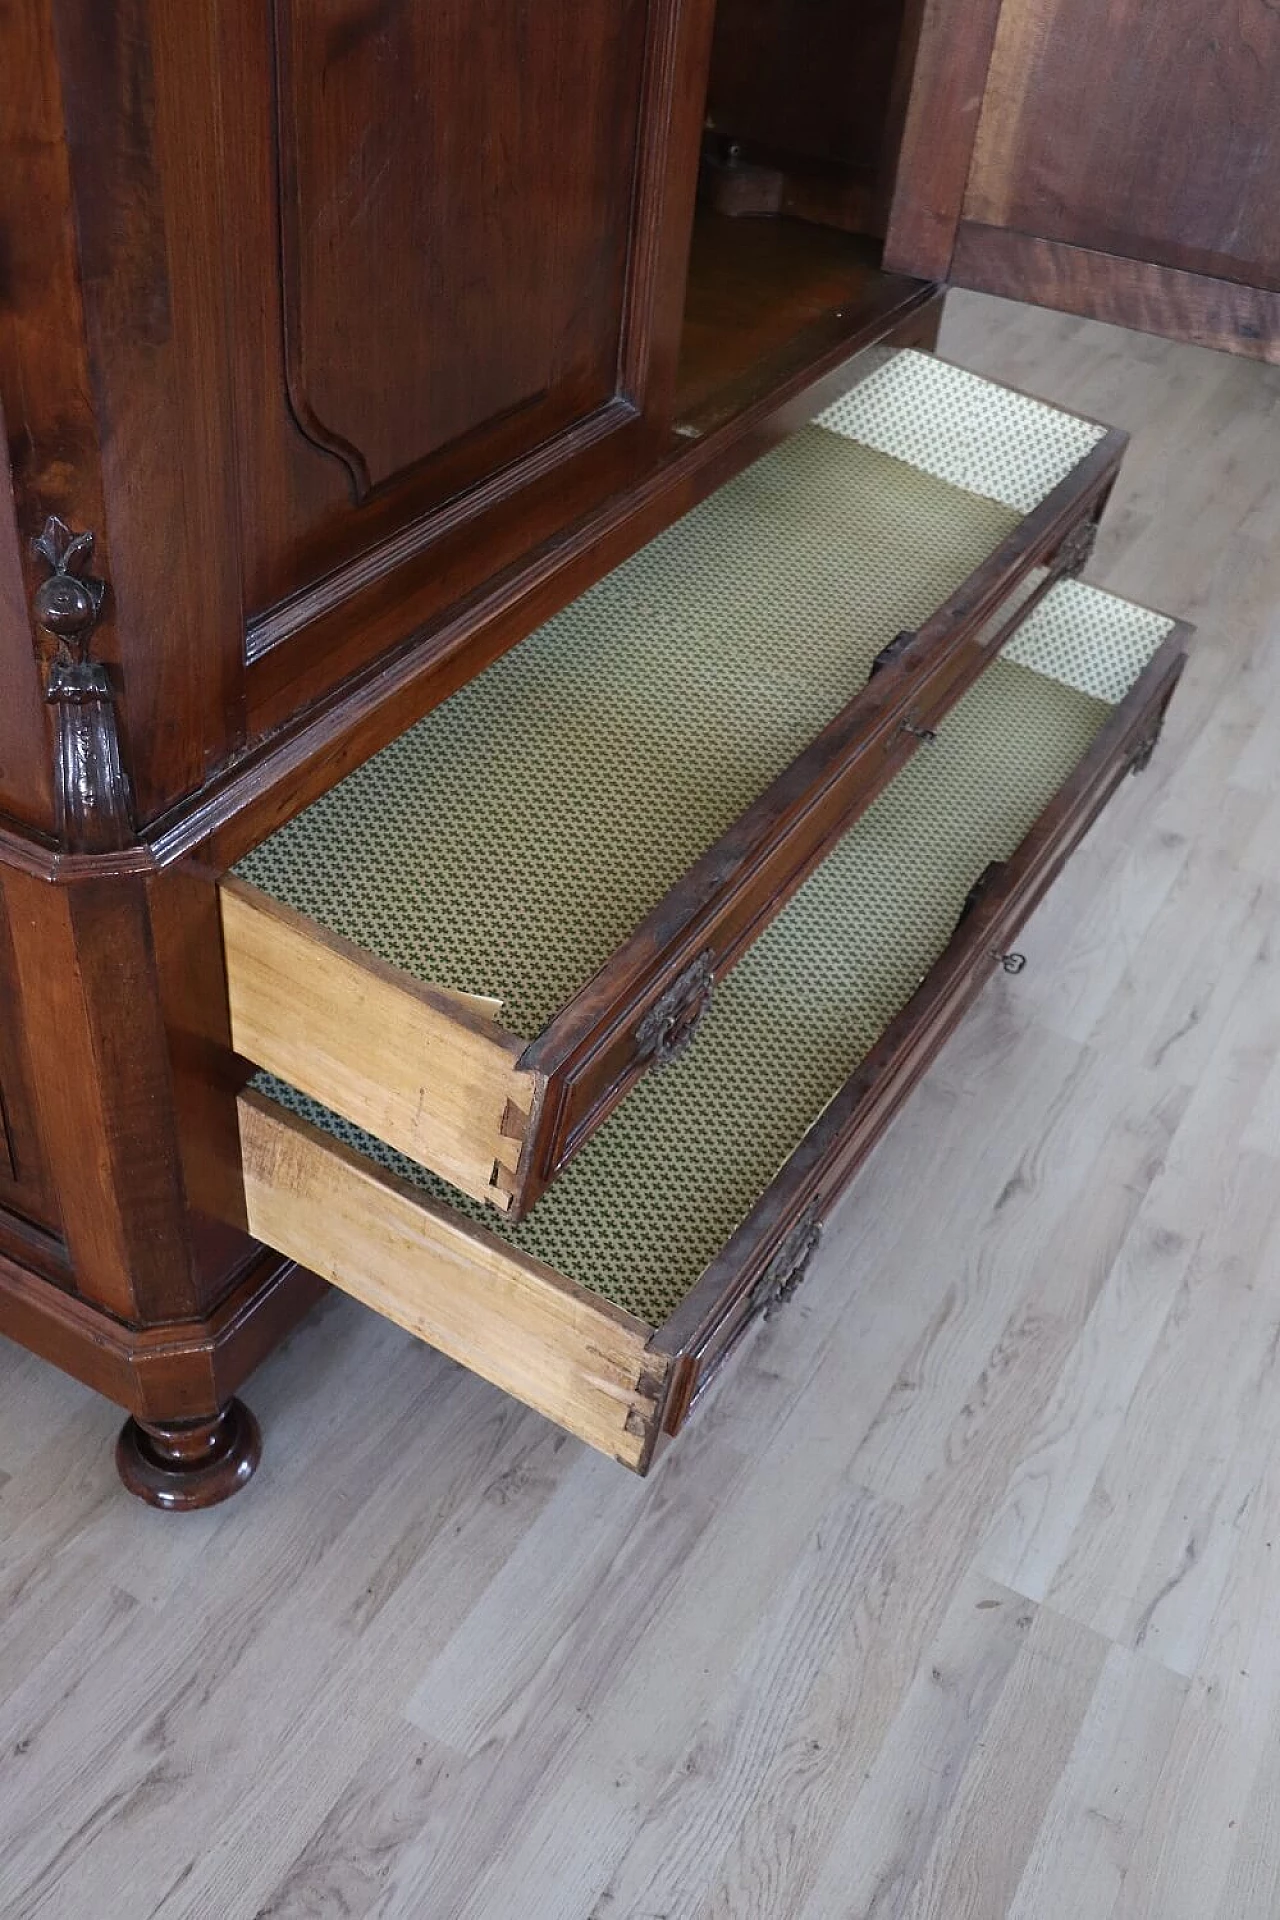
top-left (1055, 514), bottom-right (1100, 580)
top-left (1128, 721), bottom-right (1166, 774)
top-left (748, 1202), bottom-right (823, 1322)
top-left (634, 950), bottom-right (715, 1069)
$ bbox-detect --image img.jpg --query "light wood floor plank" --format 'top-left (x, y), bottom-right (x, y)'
top-left (897, 1604), bottom-right (1110, 1920)
top-left (790, 1572), bottom-right (1037, 1920)
top-left (1005, 1643), bottom-right (1188, 1920)
top-left (1108, 1429), bottom-right (1280, 1920)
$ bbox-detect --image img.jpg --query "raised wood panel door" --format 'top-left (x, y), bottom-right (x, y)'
top-left (274, 2), bottom-right (644, 501)
top-left (885, 0), bottom-right (1280, 361)
top-left (222, 0), bottom-right (714, 723)
top-left (0, 0), bottom-right (711, 825)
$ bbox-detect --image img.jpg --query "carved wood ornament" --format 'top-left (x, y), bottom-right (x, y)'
top-left (31, 517), bottom-right (133, 854)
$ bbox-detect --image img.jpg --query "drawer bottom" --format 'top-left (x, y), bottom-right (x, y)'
top-left (239, 578), bottom-right (1188, 1469)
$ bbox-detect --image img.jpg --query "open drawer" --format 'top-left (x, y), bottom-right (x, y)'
top-left (225, 350), bottom-right (1125, 1219)
top-left (236, 579), bottom-right (1190, 1469)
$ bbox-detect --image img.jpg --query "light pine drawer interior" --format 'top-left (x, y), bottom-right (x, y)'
top-left (239, 578), bottom-right (1181, 1468)
top-left (225, 351), bottom-right (1113, 1213)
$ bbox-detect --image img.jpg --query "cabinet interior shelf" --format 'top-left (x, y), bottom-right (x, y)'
top-left (674, 211), bottom-right (930, 434)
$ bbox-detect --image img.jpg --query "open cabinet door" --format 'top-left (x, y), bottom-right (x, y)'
top-left (883, 0), bottom-right (1280, 362)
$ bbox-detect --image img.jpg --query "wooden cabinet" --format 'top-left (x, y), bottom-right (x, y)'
top-left (0, 0), bottom-right (1259, 1508)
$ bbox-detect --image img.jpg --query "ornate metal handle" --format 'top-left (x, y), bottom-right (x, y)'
top-left (1128, 729), bottom-right (1161, 775)
top-left (1055, 514), bottom-right (1100, 580)
top-left (634, 951), bottom-right (714, 1069)
top-left (992, 950), bottom-right (1027, 974)
top-left (748, 1202), bottom-right (823, 1322)
top-left (956, 861), bottom-right (1008, 929)
top-left (899, 717), bottom-right (939, 745)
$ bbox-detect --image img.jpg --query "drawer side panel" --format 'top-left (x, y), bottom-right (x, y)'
top-left (238, 1088), bottom-right (666, 1470)
top-left (221, 878), bottom-right (535, 1211)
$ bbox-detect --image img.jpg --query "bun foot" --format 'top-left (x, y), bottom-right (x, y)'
top-left (116, 1399), bottom-right (262, 1511)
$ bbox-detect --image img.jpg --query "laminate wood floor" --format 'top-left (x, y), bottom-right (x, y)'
top-left (3, 295), bottom-right (1280, 1919)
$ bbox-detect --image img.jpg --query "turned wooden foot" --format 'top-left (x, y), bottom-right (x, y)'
top-left (115, 1399), bottom-right (262, 1511)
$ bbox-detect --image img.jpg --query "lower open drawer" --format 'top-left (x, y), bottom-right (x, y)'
top-left (237, 579), bottom-right (1189, 1470)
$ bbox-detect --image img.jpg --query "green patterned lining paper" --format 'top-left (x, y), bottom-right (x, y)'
top-left (237, 427), bottom-right (1023, 1036)
top-left (259, 578), bottom-right (1173, 1329)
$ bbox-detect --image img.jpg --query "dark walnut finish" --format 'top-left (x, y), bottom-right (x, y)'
top-left (272, 1), bottom-right (654, 501)
top-left (675, 215), bottom-right (929, 430)
top-left (233, 0), bottom-right (720, 729)
top-left (884, 0), bottom-right (1280, 361)
top-left (116, 1399), bottom-right (261, 1513)
top-left (701, 0), bottom-right (911, 233)
top-left (3, 0), bottom-right (717, 826)
top-left (0, 0), bottom-right (1250, 1504)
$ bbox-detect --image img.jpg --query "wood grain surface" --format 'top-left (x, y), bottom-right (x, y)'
top-left (2, 297), bottom-right (1279, 1917)
top-left (221, 878), bottom-right (531, 1211)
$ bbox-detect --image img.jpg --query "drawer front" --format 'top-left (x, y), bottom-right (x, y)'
top-left (236, 594), bottom-right (1189, 1471)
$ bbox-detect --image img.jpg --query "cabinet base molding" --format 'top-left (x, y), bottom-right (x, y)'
top-left (0, 1241), bottom-right (326, 1473)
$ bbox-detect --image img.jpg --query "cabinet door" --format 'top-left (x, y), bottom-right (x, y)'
top-left (5, 0), bottom-right (714, 824)
top-left (884, 0), bottom-right (1280, 360)
top-left (222, 0), bottom-right (714, 722)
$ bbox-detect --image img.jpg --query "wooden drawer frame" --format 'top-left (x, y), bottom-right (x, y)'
top-left (237, 615), bottom-right (1189, 1471)
top-left (517, 463), bottom-right (1117, 1211)
top-left (224, 364), bottom-right (1126, 1221)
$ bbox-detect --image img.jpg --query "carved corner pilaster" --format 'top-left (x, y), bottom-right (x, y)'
top-left (31, 516), bottom-right (134, 855)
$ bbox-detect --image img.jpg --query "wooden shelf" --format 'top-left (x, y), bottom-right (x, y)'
top-left (675, 211), bottom-right (933, 433)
